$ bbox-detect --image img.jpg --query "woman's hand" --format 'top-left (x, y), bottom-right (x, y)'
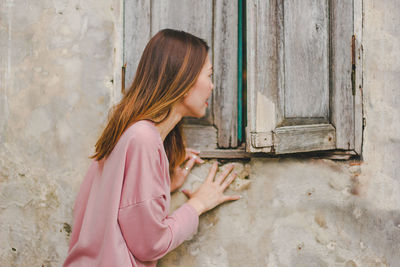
top-left (183, 162), bottom-right (242, 216)
top-left (170, 148), bottom-right (205, 193)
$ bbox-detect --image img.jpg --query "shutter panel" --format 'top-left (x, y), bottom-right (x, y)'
top-left (123, 0), bottom-right (238, 150)
top-left (213, 0), bottom-right (238, 148)
top-left (246, 0), bottom-right (355, 154)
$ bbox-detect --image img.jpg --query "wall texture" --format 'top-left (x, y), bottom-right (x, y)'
top-left (0, 0), bottom-right (120, 265)
top-left (0, 0), bottom-right (399, 266)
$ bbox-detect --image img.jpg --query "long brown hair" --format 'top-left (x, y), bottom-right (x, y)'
top-left (90, 29), bottom-right (209, 174)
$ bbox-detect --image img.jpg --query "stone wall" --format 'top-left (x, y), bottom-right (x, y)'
top-left (0, 0), bottom-right (399, 266)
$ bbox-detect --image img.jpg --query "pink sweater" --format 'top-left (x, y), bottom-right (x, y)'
top-left (63, 120), bottom-right (199, 267)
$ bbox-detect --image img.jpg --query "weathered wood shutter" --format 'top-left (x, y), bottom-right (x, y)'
top-left (123, 0), bottom-right (238, 150)
top-left (246, 0), bottom-right (362, 155)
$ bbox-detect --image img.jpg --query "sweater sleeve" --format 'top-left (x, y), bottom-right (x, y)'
top-left (118, 130), bottom-right (199, 262)
top-left (118, 198), bottom-right (199, 262)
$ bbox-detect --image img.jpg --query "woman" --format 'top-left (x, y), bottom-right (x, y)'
top-left (63, 28), bottom-right (241, 267)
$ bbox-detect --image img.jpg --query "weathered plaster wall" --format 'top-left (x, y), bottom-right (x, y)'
top-left (0, 0), bottom-right (120, 265)
top-left (0, 0), bottom-right (399, 266)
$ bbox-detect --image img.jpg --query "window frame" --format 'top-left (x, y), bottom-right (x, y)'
top-left (243, 0), bottom-right (364, 160)
top-left (121, 0), bottom-right (364, 160)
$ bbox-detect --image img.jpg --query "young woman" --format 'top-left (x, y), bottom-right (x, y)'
top-left (63, 29), bottom-right (241, 267)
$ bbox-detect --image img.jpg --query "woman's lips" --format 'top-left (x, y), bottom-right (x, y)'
top-left (205, 101), bottom-right (208, 106)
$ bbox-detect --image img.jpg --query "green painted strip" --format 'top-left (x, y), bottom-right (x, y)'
top-left (238, 0), bottom-right (243, 142)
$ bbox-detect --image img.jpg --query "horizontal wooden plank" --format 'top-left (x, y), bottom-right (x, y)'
top-left (198, 148), bottom-right (357, 159)
top-left (183, 125), bottom-right (217, 150)
top-left (273, 124), bottom-right (336, 154)
top-left (199, 148), bottom-right (251, 158)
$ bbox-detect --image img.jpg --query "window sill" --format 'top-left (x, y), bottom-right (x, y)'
top-left (199, 146), bottom-right (360, 160)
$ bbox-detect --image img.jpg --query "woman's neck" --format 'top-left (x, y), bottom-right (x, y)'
top-left (154, 108), bottom-right (183, 141)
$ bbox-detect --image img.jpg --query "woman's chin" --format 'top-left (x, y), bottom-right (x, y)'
top-left (198, 108), bottom-right (207, 118)
top-left (192, 113), bottom-right (205, 119)
top-left (183, 105), bottom-right (207, 119)
top-left (185, 111), bottom-right (206, 119)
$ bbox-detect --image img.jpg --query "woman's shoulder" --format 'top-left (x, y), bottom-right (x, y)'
top-left (123, 120), bottom-right (162, 148)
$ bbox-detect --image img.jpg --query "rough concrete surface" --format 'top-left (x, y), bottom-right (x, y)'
top-left (1, 0), bottom-right (400, 266)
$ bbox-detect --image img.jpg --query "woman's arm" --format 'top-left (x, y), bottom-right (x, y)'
top-left (118, 195), bottom-right (198, 262)
top-left (118, 134), bottom-right (199, 262)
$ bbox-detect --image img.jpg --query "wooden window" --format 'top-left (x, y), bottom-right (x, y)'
top-left (123, 0), bottom-right (363, 159)
top-left (246, 0), bottom-right (363, 159)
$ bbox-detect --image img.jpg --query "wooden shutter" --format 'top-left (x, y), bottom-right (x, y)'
top-left (123, 0), bottom-right (238, 151)
top-left (246, 0), bottom-right (362, 155)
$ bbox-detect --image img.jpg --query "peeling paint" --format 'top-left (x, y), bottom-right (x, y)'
top-left (256, 90), bottom-right (276, 132)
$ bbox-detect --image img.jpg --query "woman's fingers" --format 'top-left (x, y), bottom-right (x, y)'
top-left (185, 148), bottom-right (200, 160)
top-left (205, 162), bottom-right (218, 183)
top-left (214, 164), bottom-right (234, 185)
top-left (220, 171), bottom-right (237, 190)
top-left (194, 155), bottom-right (205, 164)
top-left (221, 194), bottom-right (242, 202)
top-left (190, 153), bottom-right (204, 164)
top-left (183, 157), bottom-right (196, 175)
top-left (185, 149), bottom-right (205, 163)
top-left (186, 148), bottom-right (200, 154)
top-left (183, 162), bottom-right (242, 215)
